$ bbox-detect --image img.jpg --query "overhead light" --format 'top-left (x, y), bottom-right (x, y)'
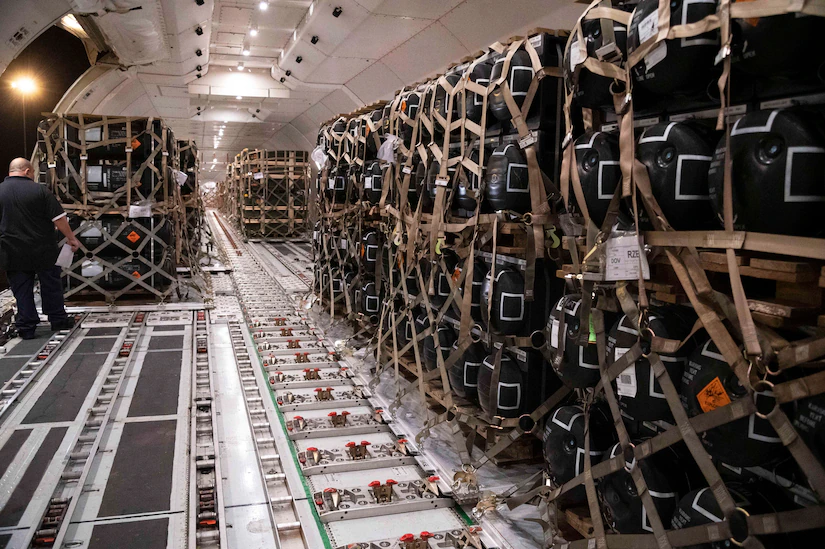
top-left (219, 130), bottom-right (224, 136)
top-left (293, 29), bottom-right (298, 41)
top-left (237, 61), bottom-right (244, 70)
top-left (11, 77), bottom-right (36, 94)
top-left (224, 120), bottom-right (228, 123)
top-left (250, 25), bottom-right (259, 37)
top-left (259, 1), bottom-right (268, 10)
top-left (309, 2), bottom-right (314, 16)
top-left (236, 95), bottom-right (243, 100)
top-left (61, 14), bottom-right (84, 33)
top-left (242, 44), bottom-right (250, 56)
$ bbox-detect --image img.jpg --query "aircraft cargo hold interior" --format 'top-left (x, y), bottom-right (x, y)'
top-left (0, 1), bottom-right (823, 548)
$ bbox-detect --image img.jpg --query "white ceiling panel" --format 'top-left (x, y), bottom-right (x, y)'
top-left (345, 60), bottom-right (405, 105)
top-left (50, 0), bottom-right (586, 160)
top-left (216, 31), bottom-right (246, 45)
top-left (332, 14), bottom-right (430, 60)
top-left (382, 22), bottom-right (470, 84)
top-left (441, 0), bottom-right (577, 51)
top-left (159, 86), bottom-right (191, 97)
top-left (305, 56), bottom-right (374, 85)
top-left (373, 0), bottom-right (463, 20)
top-left (320, 89), bottom-right (359, 118)
top-left (218, 6), bottom-right (253, 26)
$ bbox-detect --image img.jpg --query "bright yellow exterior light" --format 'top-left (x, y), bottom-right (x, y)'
top-left (12, 77), bottom-right (36, 94)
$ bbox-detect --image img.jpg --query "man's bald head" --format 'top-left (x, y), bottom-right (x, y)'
top-left (9, 158), bottom-right (33, 178)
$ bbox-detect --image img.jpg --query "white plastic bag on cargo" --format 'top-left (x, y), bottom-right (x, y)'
top-left (377, 135), bottom-right (399, 164)
top-left (311, 146), bottom-right (329, 170)
top-left (128, 199), bottom-right (153, 218)
top-left (173, 169), bottom-right (188, 187)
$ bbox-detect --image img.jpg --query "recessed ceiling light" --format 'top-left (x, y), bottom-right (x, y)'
top-left (259, 1), bottom-right (268, 11)
top-left (236, 95), bottom-right (243, 100)
top-left (250, 26), bottom-right (259, 37)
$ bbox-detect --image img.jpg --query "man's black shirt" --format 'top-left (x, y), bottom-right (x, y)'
top-left (0, 176), bottom-right (65, 271)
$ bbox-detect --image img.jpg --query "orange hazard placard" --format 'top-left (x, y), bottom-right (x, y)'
top-left (132, 271), bottom-right (141, 278)
top-left (697, 376), bottom-right (732, 413)
top-left (126, 231), bottom-right (141, 243)
top-left (131, 138), bottom-right (141, 150)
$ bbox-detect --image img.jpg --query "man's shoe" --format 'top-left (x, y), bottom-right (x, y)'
top-left (51, 317), bottom-right (76, 331)
top-left (19, 331), bottom-right (36, 340)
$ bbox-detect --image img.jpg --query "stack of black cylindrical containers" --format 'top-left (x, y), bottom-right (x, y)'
top-left (36, 115), bottom-right (178, 301)
top-left (314, 3), bottom-right (825, 544)
top-left (178, 139), bottom-right (202, 267)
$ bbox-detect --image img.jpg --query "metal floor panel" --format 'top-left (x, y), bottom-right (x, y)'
top-left (0, 427), bottom-right (67, 527)
top-left (73, 337), bottom-right (118, 354)
top-left (128, 351), bottom-right (184, 417)
top-left (147, 336), bottom-right (185, 351)
top-left (3, 332), bottom-right (56, 357)
top-left (85, 327), bottom-right (124, 337)
top-left (22, 353), bottom-right (109, 424)
top-left (88, 517), bottom-right (169, 549)
top-left (97, 420), bottom-right (177, 517)
top-left (0, 358), bottom-right (29, 386)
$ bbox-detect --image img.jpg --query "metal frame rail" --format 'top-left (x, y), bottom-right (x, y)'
top-left (24, 312), bottom-right (145, 548)
top-left (190, 310), bottom-right (229, 548)
top-left (211, 211), bottom-right (313, 549)
top-left (0, 317), bottom-right (86, 424)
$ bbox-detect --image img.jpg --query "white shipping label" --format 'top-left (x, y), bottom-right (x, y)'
top-left (328, 178), bottom-right (335, 189)
top-left (638, 10), bottom-right (659, 43)
top-left (616, 365), bottom-right (637, 398)
top-left (402, 166), bottom-right (413, 174)
top-left (364, 176), bottom-right (373, 189)
top-left (644, 42), bottom-right (667, 70)
top-left (605, 235), bottom-right (650, 281)
top-left (128, 203), bottom-right (153, 218)
top-left (569, 40), bottom-right (586, 70)
top-left (253, 172), bottom-right (264, 180)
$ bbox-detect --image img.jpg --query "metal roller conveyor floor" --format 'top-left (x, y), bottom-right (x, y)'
top-left (0, 212), bottom-right (535, 549)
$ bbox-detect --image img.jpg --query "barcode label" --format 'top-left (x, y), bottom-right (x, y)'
top-left (616, 360), bottom-right (637, 398)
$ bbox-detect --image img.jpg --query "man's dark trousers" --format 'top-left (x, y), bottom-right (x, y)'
top-left (7, 266), bottom-right (68, 337)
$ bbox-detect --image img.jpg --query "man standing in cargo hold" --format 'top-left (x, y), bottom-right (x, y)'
top-left (0, 158), bottom-right (81, 339)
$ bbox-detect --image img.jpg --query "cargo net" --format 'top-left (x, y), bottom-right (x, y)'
top-left (177, 140), bottom-right (208, 268)
top-left (34, 114), bottom-right (205, 303)
top-left (37, 114), bottom-right (175, 213)
top-left (312, 5), bottom-right (825, 547)
top-left (231, 149), bottom-right (310, 240)
top-left (64, 214), bottom-right (178, 302)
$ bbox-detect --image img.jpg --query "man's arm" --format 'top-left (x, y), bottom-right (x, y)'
top-left (53, 215), bottom-right (80, 252)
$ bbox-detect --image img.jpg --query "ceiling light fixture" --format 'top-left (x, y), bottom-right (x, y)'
top-left (259, 1), bottom-right (269, 11)
top-left (242, 43), bottom-right (250, 56)
top-left (236, 95), bottom-right (243, 100)
top-left (250, 25), bottom-right (259, 37)
top-left (309, 2), bottom-right (314, 15)
top-left (237, 61), bottom-right (244, 70)
top-left (293, 29), bottom-right (298, 41)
